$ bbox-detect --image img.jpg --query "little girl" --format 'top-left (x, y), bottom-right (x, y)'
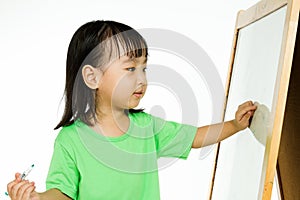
top-left (7, 20), bottom-right (256, 200)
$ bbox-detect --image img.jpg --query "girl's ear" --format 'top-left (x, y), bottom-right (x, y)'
top-left (82, 65), bottom-right (103, 89)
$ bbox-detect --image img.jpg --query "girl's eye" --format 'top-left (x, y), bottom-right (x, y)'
top-left (126, 67), bottom-right (136, 72)
top-left (143, 67), bottom-right (147, 72)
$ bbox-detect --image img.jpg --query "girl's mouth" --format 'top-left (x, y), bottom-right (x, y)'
top-left (133, 91), bottom-right (143, 98)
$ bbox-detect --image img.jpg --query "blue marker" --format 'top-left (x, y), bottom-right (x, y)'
top-left (5, 164), bottom-right (34, 196)
top-left (20, 164), bottom-right (34, 180)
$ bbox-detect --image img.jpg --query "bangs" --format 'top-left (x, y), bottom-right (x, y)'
top-left (80, 24), bottom-right (148, 71)
top-left (105, 28), bottom-right (148, 65)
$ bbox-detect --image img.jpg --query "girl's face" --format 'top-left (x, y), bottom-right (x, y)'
top-left (97, 56), bottom-right (147, 110)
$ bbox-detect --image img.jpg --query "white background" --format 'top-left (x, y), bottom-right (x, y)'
top-left (0, 0), bottom-right (279, 199)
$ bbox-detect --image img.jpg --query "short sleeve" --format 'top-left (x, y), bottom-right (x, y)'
top-left (46, 139), bottom-right (79, 199)
top-left (152, 115), bottom-right (198, 159)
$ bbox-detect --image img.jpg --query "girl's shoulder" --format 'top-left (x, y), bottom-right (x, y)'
top-left (129, 111), bottom-right (153, 126)
top-left (55, 122), bottom-right (79, 143)
top-left (129, 111), bottom-right (168, 126)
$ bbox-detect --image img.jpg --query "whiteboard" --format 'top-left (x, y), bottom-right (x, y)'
top-left (212, 6), bottom-right (287, 200)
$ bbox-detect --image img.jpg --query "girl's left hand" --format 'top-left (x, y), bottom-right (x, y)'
top-left (7, 173), bottom-right (40, 200)
top-left (233, 101), bottom-right (257, 131)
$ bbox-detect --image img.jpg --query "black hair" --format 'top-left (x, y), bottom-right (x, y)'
top-left (54, 20), bottom-right (148, 130)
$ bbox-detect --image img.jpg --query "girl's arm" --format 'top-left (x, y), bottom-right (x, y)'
top-left (192, 101), bottom-right (257, 148)
top-left (38, 189), bottom-right (72, 200)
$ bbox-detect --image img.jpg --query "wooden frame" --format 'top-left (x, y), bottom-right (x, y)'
top-left (209, 0), bottom-right (300, 199)
top-left (277, 10), bottom-right (300, 199)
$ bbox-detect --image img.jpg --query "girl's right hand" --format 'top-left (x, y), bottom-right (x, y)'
top-left (7, 173), bottom-right (40, 200)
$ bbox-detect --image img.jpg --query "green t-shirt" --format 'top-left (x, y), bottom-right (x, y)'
top-left (46, 112), bottom-right (197, 200)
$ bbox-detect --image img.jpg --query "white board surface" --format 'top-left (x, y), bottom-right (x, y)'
top-left (212, 6), bottom-right (287, 200)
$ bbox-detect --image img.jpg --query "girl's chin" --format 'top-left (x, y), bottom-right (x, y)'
top-left (116, 96), bottom-right (143, 110)
top-left (127, 103), bottom-right (141, 110)
top-left (128, 104), bottom-right (140, 109)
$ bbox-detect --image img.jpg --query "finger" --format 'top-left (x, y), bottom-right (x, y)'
top-left (11, 181), bottom-right (27, 199)
top-left (7, 180), bottom-right (16, 196)
top-left (239, 105), bottom-right (257, 116)
top-left (15, 173), bottom-right (22, 183)
top-left (236, 107), bottom-right (251, 120)
top-left (240, 103), bottom-right (256, 112)
top-left (20, 182), bottom-right (35, 200)
top-left (7, 173), bottom-right (22, 197)
top-left (243, 111), bottom-right (252, 121)
top-left (16, 182), bottom-right (29, 200)
top-left (238, 101), bottom-right (254, 110)
top-left (18, 181), bottom-right (32, 199)
top-left (245, 105), bottom-right (257, 112)
top-left (248, 110), bottom-right (256, 116)
top-left (23, 185), bottom-right (36, 200)
top-left (15, 173), bottom-right (21, 180)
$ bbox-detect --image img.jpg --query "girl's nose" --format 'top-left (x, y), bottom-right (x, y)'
top-left (137, 71), bottom-right (147, 85)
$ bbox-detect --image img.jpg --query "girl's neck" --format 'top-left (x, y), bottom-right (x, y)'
top-left (93, 106), bottom-right (130, 137)
top-left (96, 105), bottom-right (127, 121)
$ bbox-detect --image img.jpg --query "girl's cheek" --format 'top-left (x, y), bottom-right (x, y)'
top-left (113, 76), bottom-right (135, 95)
